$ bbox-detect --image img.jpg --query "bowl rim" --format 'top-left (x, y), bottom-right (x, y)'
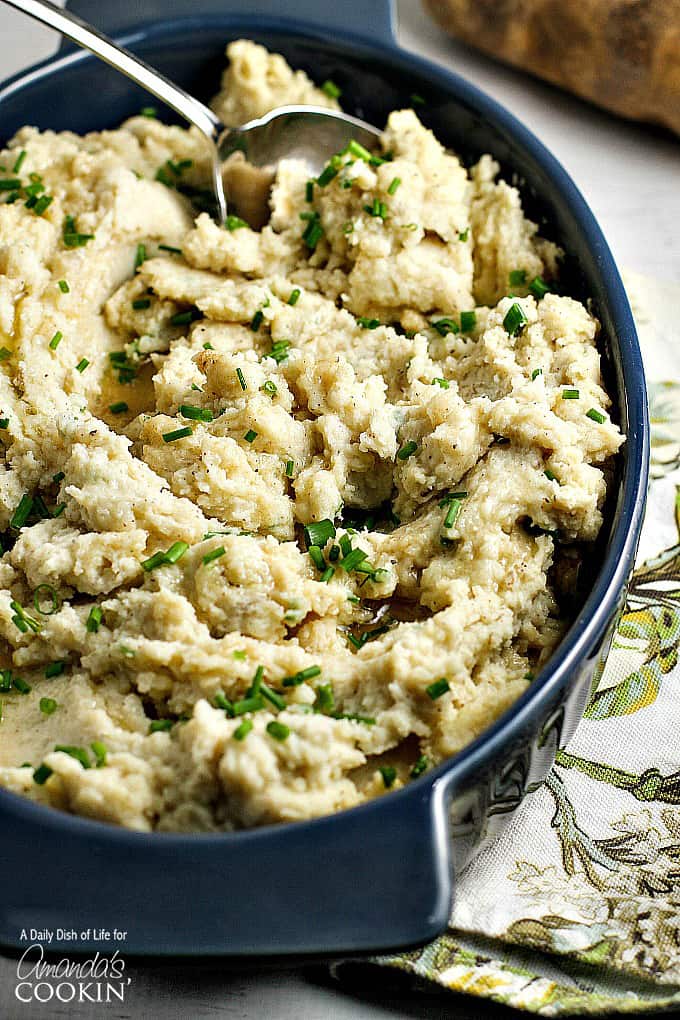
top-left (0, 14), bottom-right (649, 845)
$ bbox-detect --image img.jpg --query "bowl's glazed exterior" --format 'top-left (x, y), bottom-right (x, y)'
top-left (0, 0), bottom-right (648, 956)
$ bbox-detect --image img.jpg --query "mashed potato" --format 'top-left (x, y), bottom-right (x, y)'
top-left (0, 41), bottom-right (623, 831)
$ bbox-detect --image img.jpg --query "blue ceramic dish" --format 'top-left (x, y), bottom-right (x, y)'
top-left (0, 0), bottom-right (648, 957)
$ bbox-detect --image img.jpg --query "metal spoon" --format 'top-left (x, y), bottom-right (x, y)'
top-left (3, 0), bottom-right (382, 225)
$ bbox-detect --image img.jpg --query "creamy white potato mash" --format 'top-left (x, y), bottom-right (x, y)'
top-left (0, 41), bottom-right (622, 831)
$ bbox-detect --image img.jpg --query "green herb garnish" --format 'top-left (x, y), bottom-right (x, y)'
top-left (162, 426), bottom-right (193, 442)
top-left (426, 677), bottom-right (450, 700)
top-left (503, 303), bottom-right (528, 336)
top-left (179, 404), bottom-right (212, 422)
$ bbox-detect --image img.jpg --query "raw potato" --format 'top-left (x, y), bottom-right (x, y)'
top-left (0, 40), bottom-right (623, 832)
top-left (424, 0), bottom-right (680, 137)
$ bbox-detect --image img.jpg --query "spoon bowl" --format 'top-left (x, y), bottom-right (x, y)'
top-left (3, 0), bottom-right (382, 223)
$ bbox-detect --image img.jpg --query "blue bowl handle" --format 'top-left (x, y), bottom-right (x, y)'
top-left (0, 778), bottom-right (452, 954)
top-left (63, 0), bottom-right (396, 47)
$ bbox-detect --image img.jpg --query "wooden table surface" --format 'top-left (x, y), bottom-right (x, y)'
top-left (1, 2), bottom-right (679, 1017)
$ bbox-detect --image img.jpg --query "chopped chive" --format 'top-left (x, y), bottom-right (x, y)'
top-left (340, 547), bottom-right (368, 572)
top-left (0, 178), bottom-right (21, 191)
top-left (458, 227), bottom-right (469, 242)
top-left (387, 176), bottom-right (401, 195)
top-left (266, 339), bottom-right (291, 364)
top-left (261, 684), bottom-right (286, 710)
top-left (586, 408), bottom-right (606, 424)
top-left (58, 279), bottom-right (69, 293)
top-left (12, 676), bottom-right (31, 694)
top-left (426, 677), bottom-right (450, 700)
top-left (261, 380), bottom-right (277, 396)
top-left (233, 651), bottom-right (246, 662)
top-left (503, 303), bottom-right (528, 336)
top-left (562, 388), bottom-right (580, 400)
top-left (214, 692), bottom-right (235, 715)
top-left (321, 79), bottom-right (342, 99)
top-left (266, 720), bottom-right (290, 741)
top-left (410, 92), bottom-right (425, 106)
top-left (288, 289), bottom-right (301, 308)
top-left (379, 765), bottom-right (397, 788)
top-left (53, 471), bottom-right (65, 484)
top-left (109, 401), bottom-right (128, 414)
top-left (40, 697), bottom-right (57, 716)
top-left (140, 106), bottom-right (157, 117)
top-left (10, 494), bottom-right (33, 529)
top-left (313, 683), bottom-right (335, 714)
top-left (317, 159), bottom-right (341, 187)
top-left (0, 671), bottom-right (11, 692)
top-left (202, 545), bottom-right (225, 565)
top-left (179, 404), bottom-right (212, 422)
top-left (0, 347), bottom-right (9, 362)
top-left (443, 500), bottom-right (462, 529)
top-left (91, 741), bottom-right (107, 767)
top-left (0, 419), bottom-right (8, 429)
top-left (233, 719), bottom-right (253, 740)
top-left (33, 195), bottom-right (53, 216)
top-left (54, 744), bottom-right (91, 768)
top-left (148, 719), bottom-right (173, 733)
top-left (45, 660), bottom-right (65, 678)
top-left (328, 544), bottom-right (340, 562)
top-left (33, 764), bottom-right (53, 785)
top-left (431, 377), bottom-right (449, 389)
top-left (529, 275), bottom-right (550, 299)
top-left (431, 318), bottom-right (459, 336)
top-left (243, 429), bottom-right (258, 443)
top-left (508, 269), bottom-right (527, 287)
top-left (302, 212), bottom-right (324, 250)
top-left (285, 459), bottom-right (294, 477)
top-left (49, 331), bottom-right (63, 351)
top-left (363, 198), bottom-right (388, 219)
top-left (531, 368), bottom-right (543, 381)
top-left (339, 534), bottom-right (352, 557)
top-left (75, 358), bottom-right (89, 373)
top-left (170, 309), bottom-right (198, 326)
top-left (304, 519), bottom-right (336, 549)
top-left (282, 666), bottom-right (322, 688)
top-left (12, 150), bottom-right (26, 173)
top-left (158, 244), bottom-right (182, 254)
top-left (460, 310), bottom-right (476, 332)
top-left (357, 317), bottom-right (380, 329)
top-left (321, 566), bottom-right (335, 582)
top-left (132, 298), bottom-right (151, 310)
top-left (236, 367), bottom-right (247, 391)
top-left (86, 605), bottom-right (103, 633)
top-left (162, 426), bottom-right (193, 443)
top-left (345, 139), bottom-right (372, 161)
top-left (250, 309), bottom-right (264, 332)
top-left (232, 695), bottom-right (264, 716)
top-left (134, 243), bottom-right (147, 269)
top-left (249, 666), bottom-right (266, 698)
top-left (331, 711), bottom-right (376, 724)
top-left (33, 583), bottom-right (60, 616)
top-left (141, 541), bottom-right (189, 571)
top-left (308, 545), bottom-right (326, 571)
top-left (155, 165), bottom-right (174, 187)
top-left (544, 469), bottom-right (558, 483)
top-left (225, 215), bottom-right (248, 231)
top-left (410, 754), bottom-right (428, 778)
top-left (397, 440), bottom-right (418, 461)
top-left (305, 180), bottom-right (314, 202)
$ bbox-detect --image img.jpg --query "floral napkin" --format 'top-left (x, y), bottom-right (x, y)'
top-left (335, 272), bottom-right (680, 1015)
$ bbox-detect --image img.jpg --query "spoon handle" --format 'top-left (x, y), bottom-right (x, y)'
top-left (3, 0), bottom-right (222, 141)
